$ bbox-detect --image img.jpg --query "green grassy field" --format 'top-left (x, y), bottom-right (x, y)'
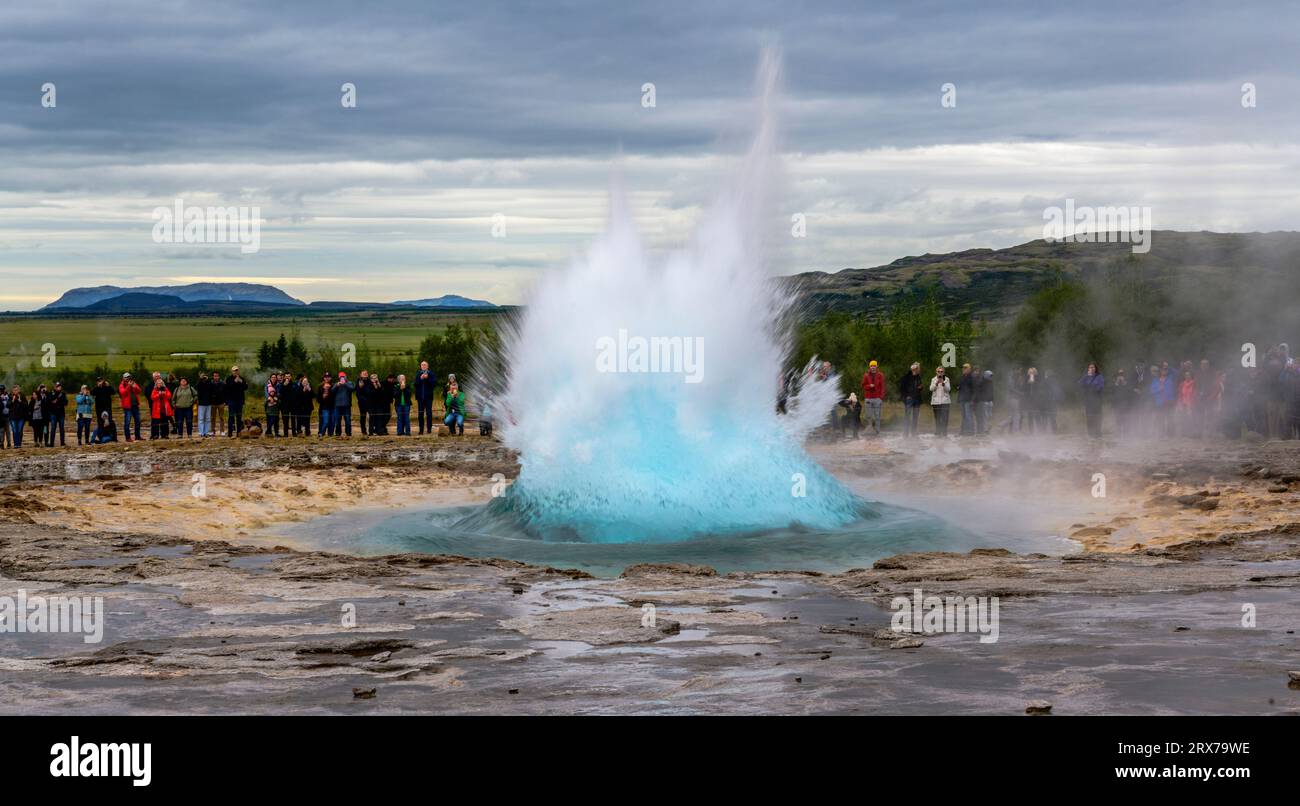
top-left (0, 310), bottom-right (500, 378)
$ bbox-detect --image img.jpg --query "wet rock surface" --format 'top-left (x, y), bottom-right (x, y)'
top-left (1, 437), bottom-right (1298, 714)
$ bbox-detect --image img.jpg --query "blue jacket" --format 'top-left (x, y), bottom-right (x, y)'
top-left (333, 380), bottom-right (355, 409)
top-left (1079, 373), bottom-right (1104, 410)
top-left (76, 393), bottom-right (95, 417)
top-left (1150, 375), bottom-right (1176, 407)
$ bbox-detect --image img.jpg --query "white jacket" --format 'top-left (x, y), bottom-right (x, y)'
top-left (929, 375), bottom-right (951, 405)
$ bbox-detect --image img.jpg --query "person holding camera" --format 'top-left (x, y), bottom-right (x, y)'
top-left (225, 366), bottom-right (249, 437)
top-left (1078, 362), bottom-right (1105, 439)
top-left (332, 372), bottom-right (356, 436)
top-left (149, 377), bottom-right (174, 440)
top-left (118, 372), bottom-right (144, 442)
top-left (930, 366), bottom-right (952, 437)
top-left (75, 384), bottom-right (95, 446)
top-left (92, 410), bottom-right (117, 444)
top-left (316, 374), bottom-right (335, 436)
top-left (444, 379), bottom-right (466, 436)
top-left (414, 361), bottom-right (436, 435)
top-left (898, 362), bottom-right (923, 438)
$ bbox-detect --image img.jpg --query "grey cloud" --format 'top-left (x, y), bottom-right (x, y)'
top-left (1, 0), bottom-right (1296, 168)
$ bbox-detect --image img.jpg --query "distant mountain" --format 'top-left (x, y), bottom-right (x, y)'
top-left (44, 282), bottom-right (305, 310)
top-left (391, 294), bottom-right (496, 308)
top-left (81, 293), bottom-right (191, 312)
top-left (786, 231), bottom-right (1300, 321)
top-left (77, 293), bottom-right (294, 314)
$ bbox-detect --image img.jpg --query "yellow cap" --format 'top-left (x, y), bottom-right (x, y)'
top-left (869, 360), bottom-right (878, 367)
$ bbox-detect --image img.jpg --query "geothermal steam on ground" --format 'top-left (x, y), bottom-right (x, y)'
top-left (471, 53), bottom-right (861, 543)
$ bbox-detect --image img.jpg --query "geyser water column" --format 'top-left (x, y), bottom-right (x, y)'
top-left (468, 51), bottom-right (862, 543)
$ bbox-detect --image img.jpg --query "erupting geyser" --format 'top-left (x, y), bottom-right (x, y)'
top-left (466, 51), bottom-right (863, 543)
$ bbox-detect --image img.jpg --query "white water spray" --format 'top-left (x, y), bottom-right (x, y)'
top-left (471, 51), bottom-right (860, 542)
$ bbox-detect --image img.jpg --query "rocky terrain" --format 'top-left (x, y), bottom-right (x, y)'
top-left (1, 434), bottom-right (1297, 714)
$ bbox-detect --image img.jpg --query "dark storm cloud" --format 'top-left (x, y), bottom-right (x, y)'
top-left (1, 0), bottom-right (1295, 167)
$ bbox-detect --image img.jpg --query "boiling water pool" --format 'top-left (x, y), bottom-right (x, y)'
top-left (271, 499), bottom-right (1070, 578)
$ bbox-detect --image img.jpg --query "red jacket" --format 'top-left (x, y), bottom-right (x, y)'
top-left (861, 370), bottom-right (886, 400)
top-left (150, 386), bottom-right (174, 419)
top-left (118, 380), bottom-right (143, 409)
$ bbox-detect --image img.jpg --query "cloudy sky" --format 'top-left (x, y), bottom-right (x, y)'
top-left (1, 0), bottom-right (1296, 310)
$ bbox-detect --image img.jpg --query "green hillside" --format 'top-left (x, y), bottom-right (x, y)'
top-left (788, 231), bottom-right (1300, 322)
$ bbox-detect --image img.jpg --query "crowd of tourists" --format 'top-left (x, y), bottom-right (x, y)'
top-left (0, 360), bottom-right (488, 448)
top-left (821, 343), bottom-right (1300, 441)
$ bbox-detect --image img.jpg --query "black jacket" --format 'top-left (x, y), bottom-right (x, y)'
top-left (369, 382), bottom-right (393, 415)
top-left (956, 372), bottom-right (977, 403)
top-left (92, 385), bottom-right (115, 413)
top-left (898, 371), bottom-right (924, 402)
top-left (279, 382), bottom-right (297, 412)
top-left (1024, 378), bottom-right (1044, 408)
top-left (48, 390), bottom-right (69, 414)
top-left (296, 384), bottom-right (314, 415)
top-left (226, 376), bottom-right (248, 407)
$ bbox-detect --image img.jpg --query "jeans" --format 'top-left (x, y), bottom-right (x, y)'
top-left (978, 401), bottom-right (992, 435)
top-left (960, 401), bottom-right (975, 436)
top-left (903, 399), bottom-right (920, 437)
top-left (228, 406), bottom-right (244, 436)
top-left (176, 407), bottom-right (193, 437)
top-left (863, 398), bottom-right (882, 433)
top-left (11, 419), bottom-right (26, 447)
top-left (333, 408), bottom-right (351, 436)
top-left (932, 404), bottom-right (950, 437)
top-left (124, 407), bottom-right (142, 440)
top-left (1005, 398), bottom-right (1022, 433)
top-left (197, 405), bottom-right (211, 436)
top-left (77, 415), bottom-right (92, 444)
top-left (444, 411), bottom-right (464, 434)
top-left (319, 408), bottom-right (332, 436)
top-left (396, 405), bottom-right (411, 435)
top-left (31, 420), bottom-right (46, 446)
top-left (47, 413), bottom-right (65, 446)
top-left (267, 414), bottom-right (279, 437)
top-left (417, 399), bottom-right (434, 434)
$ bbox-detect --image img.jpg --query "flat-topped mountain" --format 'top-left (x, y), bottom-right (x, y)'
top-left (44, 282), bottom-right (304, 310)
